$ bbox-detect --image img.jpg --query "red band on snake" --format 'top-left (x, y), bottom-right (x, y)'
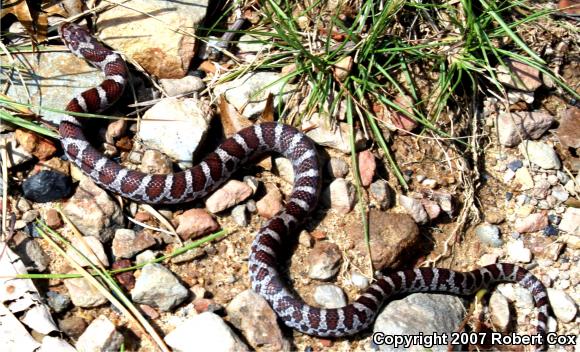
top-left (58, 23), bottom-right (550, 350)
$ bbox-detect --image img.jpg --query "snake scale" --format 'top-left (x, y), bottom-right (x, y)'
top-left (58, 23), bottom-right (550, 350)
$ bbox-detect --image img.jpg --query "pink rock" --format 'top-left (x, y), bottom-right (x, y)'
top-left (420, 199), bottom-right (441, 220)
top-left (497, 60), bottom-right (542, 91)
top-left (358, 150), bottom-right (376, 187)
top-left (205, 180), bottom-right (253, 213)
top-left (176, 209), bottom-right (219, 240)
top-left (556, 107), bottom-right (580, 149)
top-left (498, 111), bottom-right (554, 147)
top-left (256, 185), bottom-right (283, 219)
top-left (390, 95), bottom-right (418, 134)
top-left (399, 195), bottom-right (428, 224)
top-left (514, 213), bottom-right (548, 233)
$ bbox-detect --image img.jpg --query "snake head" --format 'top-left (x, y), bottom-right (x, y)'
top-left (58, 23), bottom-right (92, 51)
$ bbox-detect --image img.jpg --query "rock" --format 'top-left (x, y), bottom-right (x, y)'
top-left (307, 242), bottom-right (342, 280)
top-left (165, 312), bottom-right (249, 352)
top-left (14, 129), bottom-right (57, 160)
top-left (62, 176), bottom-right (123, 242)
top-left (298, 230), bottom-right (313, 248)
top-left (421, 178), bottom-right (438, 189)
top-left (136, 250), bottom-right (157, 265)
top-left (39, 157), bottom-right (70, 175)
top-left (313, 284), bottom-right (347, 308)
top-left (214, 72), bottom-right (296, 118)
top-left (11, 232), bottom-right (50, 272)
top-left (175, 208), bottom-right (219, 240)
top-left (350, 271), bottom-right (370, 290)
top-left (4, 52), bottom-right (105, 124)
top-left (478, 253), bottom-right (499, 266)
top-left (550, 185), bottom-right (569, 202)
top-left (22, 170), bottom-right (73, 202)
top-left (475, 223), bottom-right (503, 247)
top-left (46, 291), bottom-right (71, 313)
top-left (105, 119), bottom-right (127, 143)
top-left (503, 169), bottom-right (515, 183)
top-left (326, 157), bottom-right (349, 178)
top-left (559, 208), bottom-right (579, 235)
top-left (76, 315), bottom-right (124, 352)
top-left (302, 112), bottom-right (366, 153)
top-left (398, 195), bottom-right (429, 224)
top-left (497, 59), bottom-right (542, 91)
top-left (231, 204), bottom-right (248, 226)
top-left (513, 167), bottom-right (534, 190)
top-left (243, 176), bottom-right (259, 194)
top-left (369, 180), bottom-right (393, 209)
top-left (160, 75), bottom-right (205, 96)
top-left (485, 210), bottom-right (505, 224)
top-left (497, 111), bottom-right (554, 147)
top-left (205, 180), bottom-right (253, 213)
top-left (431, 191), bottom-right (455, 216)
top-left (66, 236), bottom-right (109, 267)
top-left (333, 56), bottom-right (353, 82)
top-left (272, 157), bottom-right (294, 183)
top-left (351, 211), bottom-right (420, 270)
top-left (489, 292), bottom-right (511, 331)
top-left (556, 107), bottom-right (580, 148)
top-left (58, 316), bottom-right (87, 339)
top-left (323, 178), bottom-right (356, 214)
top-left (420, 199), bottom-right (441, 220)
top-left (506, 240), bottom-right (532, 263)
top-left (64, 276), bottom-right (108, 307)
top-left (112, 259), bottom-right (136, 291)
top-left (358, 150), bottom-right (376, 186)
top-left (138, 97), bottom-right (212, 169)
top-left (97, 0), bottom-right (206, 78)
top-left (531, 180), bottom-right (550, 199)
top-left (373, 294), bottom-right (466, 352)
top-left (514, 213), bottom-right (548, 233)
top-left (256, 184), bottom-right (283, 219)
top-left (39, 336), bottom-right (76, 352)
top-left (43, 209), bottom-right (62, 228)
top-left (519, 141), bottom-right (561, 170)
top-left (226, 290), bottom-right (289, 350)
top-left (1, 133), bottom-right (34, 167)
top-left (112, 229), bottom-right (157, 258)
top-left (387, 94), bottom-right (418, 133)
top-left (139, 149), bottom-right (173, 174)
top-left (131, 263), bottom-right (189, 311)
top-left (547, 289), bottom-right (577, 323)
top-left (507, 159), bottom-right (523, 171)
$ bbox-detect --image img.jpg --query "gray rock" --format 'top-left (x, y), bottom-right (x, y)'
top-left (138, 97), bottom-right (212, 169)
top-left (39, 336), bottom-right (76, 352)
top-left (75, 315), bottom-right (123, 352)
top-left (373, 293), bottom-right (466, 352)
top-left (475, 223), bottom-right (503, 247)
top-left (11, 233), bottom-right (50, 272)
top-left (519, 141), bottom-right (561, 170)
top-left (550, 185), bottom-right (569, 202)
top-left (307, 242), bottom-right (342, 280)
top-left (497, 111), bottom-right (554, 147)
top-left (506, 240), bottom-right (532, 263)
top-left (489, 292), bottom-right (511, 331)
top-left (369, 180), bottom-right (393, 209)
top-left (226, 290), bottom-right (289, 350)
top-left (547, 289), bottom-right (577, 322)
top-left (326, 157), bottom-right (350, 178)
top-left (46, 291), bottom-right (71, 313)
top-left (559, 208), bottom-right (579, 235)
top-left (214, 72), bottom-right (295, 118)
top-left (62, 176), bottom-right (123, 242)
top-left (165, 312), bottom-right (249, 352)
top-left (273, 157), bottom-right (294, 183)
top-left (231, 204), bottom-right (248, 226)
top-left (302, 112), bottom-right (366, 153)
top-left (64, 276), bottom-right (108, 308)
top-left (131, 263), bottom-right (189, 311)
top-left (66, 236), bottom-right (109, 267)
top-left (160, 75), bottom-right (205, 96)
top-left (322, 178), bottom-right (356, 214)
top-left (350, 271), bottom-right (370, 290)
top-left (313, 284), bottom-right (347, 308)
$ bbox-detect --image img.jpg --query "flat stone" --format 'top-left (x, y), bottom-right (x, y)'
top-left (519, 141), bottom-right (561, 170)
top-left (497, 59), bottom-right (542, 91)
top-left (556, 107), bottom-right (580, 148)
top-left (131, 263), bottom-right (189, 311)
top-left (497, 111), bottom-right (554, 147)
top-left (75, 315), bottom-right (123, 352)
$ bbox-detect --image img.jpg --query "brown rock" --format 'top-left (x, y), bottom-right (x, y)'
top-left (134, 211), bottom-right (152, 222)
top-left (497, 59), bottom-right (542, 91)
top-left (140, 149), bottom-right (173, 174)
top-left (556, 107), bottom-right (580, 149)
top-left (351, 211), bottom-right (420, 270)
top-left (38, 157), bottom-right (70, 175)
top-left (112, 259), bottom-right (136, 291)
top-left (58, 316), bottom-right (87, 339)
top-left (44, 208), bottom-right (63, 228)
top-left (390, 95), bottom-right (418, 134)
top-left (175, 208), bottom-right (219, 240)
top-left (307, 242), bottom-right (342, 280)
top-left (358, 150), bottom-right (376, 187)
top-left (112, 229), bottom-right (157, 258)
top-left (139, 304), bottom-right (160, 320)
top-left (14, 129), bottom-right (57, 160)
top-left (256, 184), bottom-right (283, 219)
top-left (205, 180), bottom-right (253, 213)
top-left (498, 111), bottom-right (554, 147)
top-left (559, 0), bottom-right (580, 14)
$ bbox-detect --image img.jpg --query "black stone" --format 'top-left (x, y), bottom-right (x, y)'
top-left (22, 170), bottom-right (73, 202)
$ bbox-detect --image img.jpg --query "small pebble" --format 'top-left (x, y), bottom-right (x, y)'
top-left (543, 225), bottom-right (559, 237)
top-left (231, 204), bottom-right (248, 226)
top-left (313, 284), bottom-right (347, 309)
top-left (350, 271), bottom-right (369, 290)
top-left (507, 160), bottom-right (523, 171)
top-left (505, 192), bottom-right (513, 201)
top-left (23, 170), bottom-right (73, 202)
top-left (475, 224), bottom-right (503, 247)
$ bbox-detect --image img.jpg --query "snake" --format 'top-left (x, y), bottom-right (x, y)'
top-left (58, 23), bottom-right (550, 350)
